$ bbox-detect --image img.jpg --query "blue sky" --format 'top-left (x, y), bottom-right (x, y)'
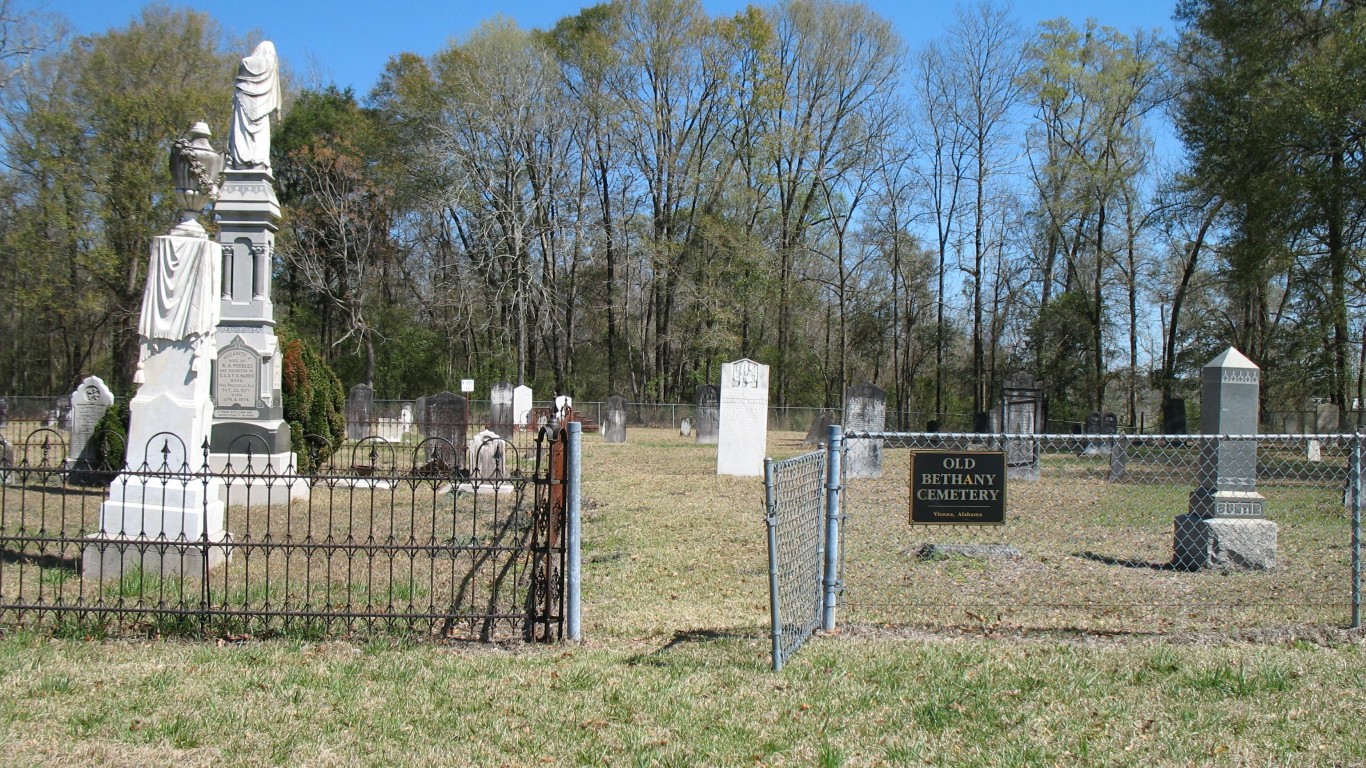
top-left (49, 1), bottom-right (1179, 96)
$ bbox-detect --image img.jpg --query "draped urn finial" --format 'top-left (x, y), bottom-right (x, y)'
top-left (169, 121), bottom-right (224, 236)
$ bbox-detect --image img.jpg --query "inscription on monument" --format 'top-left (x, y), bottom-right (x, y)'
top-left (216, 341), bottom-right (260, 408)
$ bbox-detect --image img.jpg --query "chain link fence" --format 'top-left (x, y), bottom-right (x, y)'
top-left (763, 446), bottom-right (831, 671)
top-left (838, 432), bottom-right (1362, 635)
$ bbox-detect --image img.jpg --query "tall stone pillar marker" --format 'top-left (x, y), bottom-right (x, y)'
top-left (208, 41), bottom-right (304, 501)
top-left (1173, 347), bottom-right (1278, 570)
top-left (83, 122), bottom-right (231, 579)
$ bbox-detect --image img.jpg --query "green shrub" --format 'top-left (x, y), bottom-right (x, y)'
top-left (278, 326), bottom-right (345, 473)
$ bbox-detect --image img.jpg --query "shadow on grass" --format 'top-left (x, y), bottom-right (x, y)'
top-left (1076, 550), bottom-right (1176, 571)
top-left (625, 627), bottom-right (768, 667)
top-left (0, 546), bottom-right (80, 572)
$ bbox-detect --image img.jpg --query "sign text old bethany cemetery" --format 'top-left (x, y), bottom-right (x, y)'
top-left (909, 451), bottom-right (1007, 525)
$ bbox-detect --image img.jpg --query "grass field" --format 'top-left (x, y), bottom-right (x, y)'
top-left (1, 427), bottom-right (1364, 766)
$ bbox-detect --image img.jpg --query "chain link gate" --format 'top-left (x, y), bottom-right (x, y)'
top-left (836, 431), bottom-right (1364, 636)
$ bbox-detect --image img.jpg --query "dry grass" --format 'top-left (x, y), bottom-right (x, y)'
top-left (0, 427), bottom-right (1363, 766)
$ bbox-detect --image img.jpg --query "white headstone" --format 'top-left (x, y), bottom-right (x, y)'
top-left (68, 375), bottom-right (114, 465)
top-left (513, 385), bottom-right (533, 427)
top-left (554, 395), bottom-right (573, 419)
top-left (717, 358), bottom-right (769, 476)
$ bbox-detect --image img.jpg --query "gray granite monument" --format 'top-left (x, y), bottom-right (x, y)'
top-left (1001, 377), bottom-right (1044, 480)
top-left (843, 383), bottom-right (886, 479)
top-left (603, 394), bottom-right (627, 444)
top-left (1173, 347), bottom-right (1277, 571)
top-left (490, 382), bottom-right (514, 439)
top-left (67, 375), bottom-right (114, 468)
top-left (346, 384), bottom-right (374, 441)
top-left (422, 391), bottom-right (467, 470)
top-left (695, 384), bottom-right (720, 445)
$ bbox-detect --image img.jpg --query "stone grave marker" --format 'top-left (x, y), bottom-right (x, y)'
top-left (422, 391), bottom-right (467, 470)
top-left (802, 410), bottom-right (835, 447)
top-left (1316, 402), bottom-right (1340, 433)
top-left (695, 384), bottom-right (720, 445)
top-left (490, 382), bottom-right (514, 440)
top-left (513, 385), bottom-right (533, 428)
top-left (1162, 397), bottom-right (1187, 435)
top-left (554, 395), bottom-right (573, 420)
top-left (1282, 412), bottom-right (1304, 434)
top-left (1173, 347), bottom-right (1277, 571)
top-left (68, 375), bottom-right (115, 470)
top-left (603, 395), bottom-right (627, 444)
top-left (1001, 377), bottom-right (1043, 480)
top-left (679, 417), bottom-right (692, 438)
top-left (843, 383), bottom-right (886, 479)
top-left (1083, 411), bottom-right (1103, 455)
top-left (717, 358), bottom-right (769, 476)
top-left (346, 384), bottom-right (373, 441)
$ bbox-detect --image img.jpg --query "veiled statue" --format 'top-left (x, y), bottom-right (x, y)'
top-left (227, 41), bottom-right (281, 171)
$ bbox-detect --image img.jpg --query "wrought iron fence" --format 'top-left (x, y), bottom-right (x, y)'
top-left (839, 431), bottom-right (1363, 635)
top-left (0, 423), bottom-right (578, 642)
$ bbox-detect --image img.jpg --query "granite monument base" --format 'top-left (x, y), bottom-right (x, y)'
top-left (208, 451), bottom-right (310, 505)
top-left (1173, 514), bottom-right (1278, 571)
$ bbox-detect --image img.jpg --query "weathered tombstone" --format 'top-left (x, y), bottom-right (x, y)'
top-left (513, 385), bottom-right (533, 428)
top-left (1102, 412), bottom-right (1118, 434)
top-left (843, 383), bottom-right (886, 479)
top-left (1282, 412), bottom-right (1304, 435)
top-left (467, 429), bottom-right (508, 479)
top-left (1001, 377), bottom-right (1044, 480)
top-left (84, 121), bottom-right (230, 579)
top-left (1162, 397), bottom-right (1187, 435)
top-left (422, 392), bottom-right (467, 470)
top-left (1174, 347), bottom-right (1277, 571)
top-left (695, 384), bottom-right (720, 445)
top-left (346, 384), bottom-right (374, 441)
top-left (490, 382), bottom-right (514, 440)
top-left (802, 410), bottom-right (835, 447)
top-left (1315, 402), bottom-right (1340, 433)
top-left (0, 397), bottom-right (7, 431)
top-left (67, 376), bottom-right (115, 469)
top-left (679, 417), bottom-right (692, 438)
top-left (1083, 411), bottom-right (1104, 456)
top-left (603, 394), bottom-right (627, 444)
top-left (972, 411), bottom-right (990, 434)
top-left (1101, 412), bottom-right (1124, 480)
top-left (717, 358), bottom-right (769, 476)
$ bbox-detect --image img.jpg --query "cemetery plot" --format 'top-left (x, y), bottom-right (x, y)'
top-left (0, 428), bottom-right (569, 641)
top-left (839, 434), bottom-right (1355, 634)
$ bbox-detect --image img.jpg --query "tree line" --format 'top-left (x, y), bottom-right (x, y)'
top-left (1, 0), bottom-right (1363, 429)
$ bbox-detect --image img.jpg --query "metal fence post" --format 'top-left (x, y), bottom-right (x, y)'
top-left (822, 424), bottom-right (843, 631)
top-left (1352, 430), bottom-right (1362, 630)
top-left (566, 421), bottom-right (583, 641)
top-left (764, 457), bottom-right (783, 671)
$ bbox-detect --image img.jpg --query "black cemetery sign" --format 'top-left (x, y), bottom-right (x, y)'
top-left (909, 450), bottom-right (1006, 525)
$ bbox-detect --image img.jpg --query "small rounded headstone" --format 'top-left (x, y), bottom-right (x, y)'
top-left (679, 417), bottom-right (692, 437)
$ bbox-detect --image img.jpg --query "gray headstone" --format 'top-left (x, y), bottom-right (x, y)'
top-left (1175, 347), bottom-right (1277, 571)
top-left (1001, 377), bottom-right (1043, 480)
top-left (1315, 402), bottom-right (1340, 434)
top-left (716, 359), bottom-right (769, 476)
top-left (490, 382), bottom-right (514, 440)
top-left (695, 384), bottom-right (720, 445)
top-left (1102, 413), bottom-right (1118, 434)
top-left (1282, 412), bottom-right (1304, 435)
top-left (346, 384), bottom-right (374, 441)
top-left (679, 417), bottom-right (692, 437)
top-left (802, 410), bottom-right (835, 447)
top-left (603, 394), bottom-right (627, 444)
top-left (421, 391), bottom-right (467, 469)
top-left (68, 376), bottom-right (114, 465)
top-left (1085, 411), bottom-right (1102, 434)
top-left (843, 383), bottom-right (886, 479)
top-left (468, 429), bottom-right (508, 479)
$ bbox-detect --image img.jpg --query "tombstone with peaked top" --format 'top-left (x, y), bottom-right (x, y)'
top-left (695, 384), bottom-right (720, 445)
top-left (490, 382), bottom-right (514, 440)
top-left (1173, 347), bottom-right (1277, 571)
top-left (604, 394), bottom-right (627, 444)
top-left (843, 383), bottom-right (886, 479)
top-left (717, 359), bottom-right (769, 476)
top-left (512, 385), bottom-right (532, 429)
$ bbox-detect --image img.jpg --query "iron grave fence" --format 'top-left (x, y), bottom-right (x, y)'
top-left (766, 430), bottom-right (1363, 668)
top-left (0, 421), bottom-right (584, 642)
